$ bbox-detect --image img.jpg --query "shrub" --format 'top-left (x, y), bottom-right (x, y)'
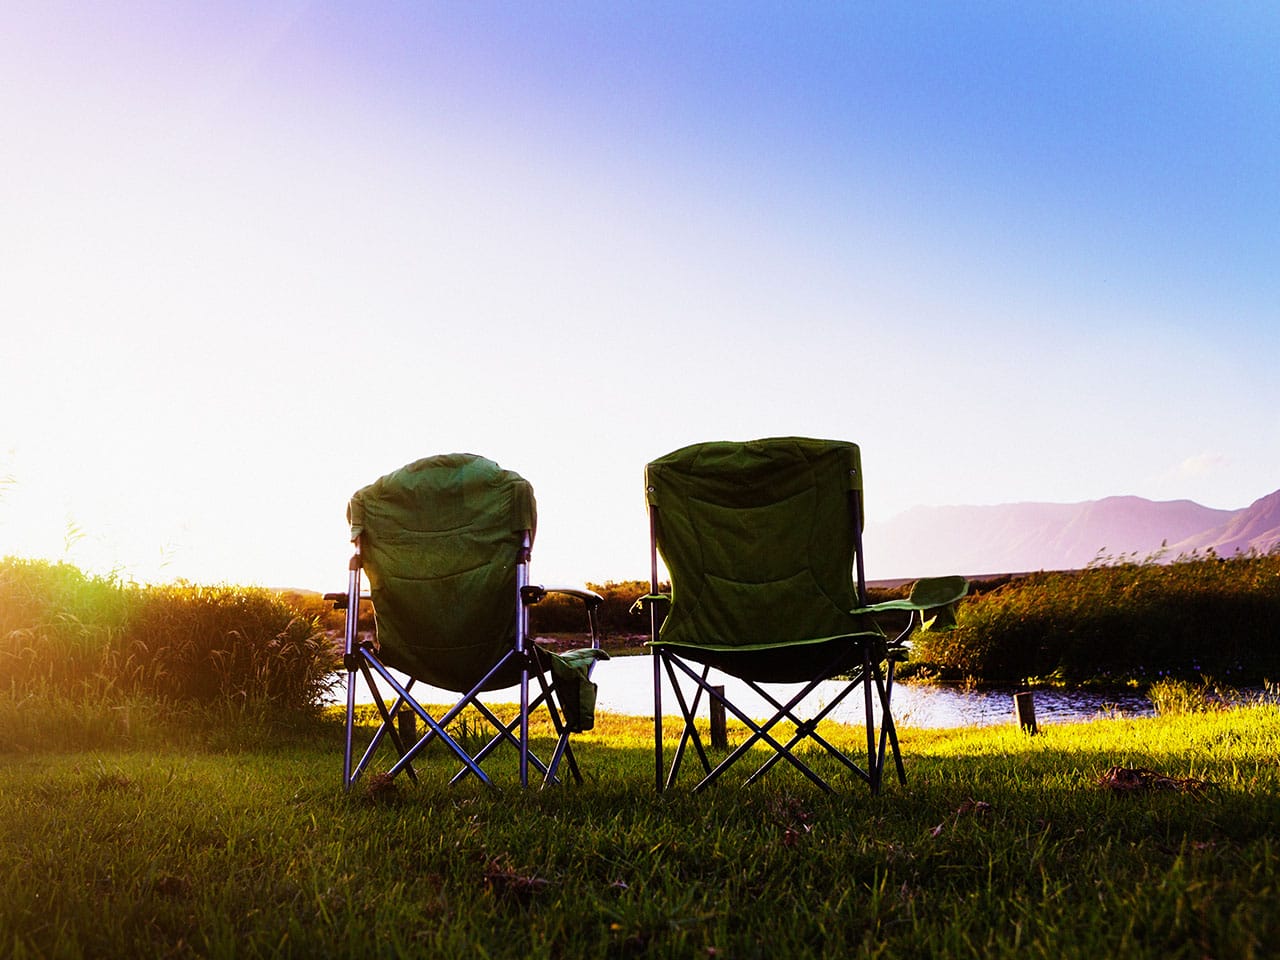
top-left (0, 558), bottom-right (132, 696)
top-left (125, 583), bottom-right (338, 709)
top-left (528, 580), bottom-right (667, 638)
top-left (0, 558), bottom-right (338, 712)
top-left (1147, 678), bottom-right (1217, 716)
top-left (911, 552), bottom-right (1280, 686)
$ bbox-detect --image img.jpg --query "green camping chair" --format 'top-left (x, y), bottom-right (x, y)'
top-left (642, 437), bottom-right (966, 794)
top-left (329, 454), bottom-right (608, 790)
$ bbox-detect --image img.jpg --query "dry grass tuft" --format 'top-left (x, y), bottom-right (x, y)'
top-left (361, 771), bottom-right (399, 802)
top-left (1098, 765), bottom-right (1213, 796)
top-left (481, 856), bottom-right (552, 904)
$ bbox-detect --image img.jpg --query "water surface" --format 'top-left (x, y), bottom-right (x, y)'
top-left (340, 653), bottom-right (1156, 729)
top-left (592, 654), bottom-right (1153, 728)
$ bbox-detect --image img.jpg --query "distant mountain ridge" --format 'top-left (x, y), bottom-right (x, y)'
top-left (863, 489), bottom-right (1280, 580)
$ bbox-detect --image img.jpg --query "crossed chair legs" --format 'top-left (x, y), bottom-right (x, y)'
top-left (654, 644), bottom-right (906, 795)
top-left (343, 644), bottom-right (585, 791)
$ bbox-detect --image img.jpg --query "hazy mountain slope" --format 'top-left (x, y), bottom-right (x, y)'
top-left (862, 494), bottom-right (1253, 580)
top-left (1166, 490), bottom-right (1280, 559)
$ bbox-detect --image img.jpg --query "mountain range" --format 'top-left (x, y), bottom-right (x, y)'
top-left (863, 489), bottom-right (1280, 581)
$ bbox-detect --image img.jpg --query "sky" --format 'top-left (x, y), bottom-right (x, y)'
top-left (3, 2), bottom-right (1279, 588)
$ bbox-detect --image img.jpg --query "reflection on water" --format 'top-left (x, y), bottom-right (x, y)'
top-left (592, 655), bottom-right (1155, 728)
top-left (340, 653), bottom-right (1156, 729)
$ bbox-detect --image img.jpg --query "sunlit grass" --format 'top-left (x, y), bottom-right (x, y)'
top-left (2, 706), bottom-right (1278, 958)
top-left (5, 555), bottom-right (1280, 955)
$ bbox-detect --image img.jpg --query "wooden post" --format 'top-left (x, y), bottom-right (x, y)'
top-left (1014, 691), bottom-right (1038, 735)
top-left (710, 685), bottom-right (728, 749)
top-left (397, 707), bottom-right (418, 747)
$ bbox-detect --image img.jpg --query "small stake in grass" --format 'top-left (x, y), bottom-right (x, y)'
top-left (710, 685), bottom-right (727, 749)
top-left (397, 707), bottom-right (417, 747)
top-left (1015, 690), bottom-right (1038, 735)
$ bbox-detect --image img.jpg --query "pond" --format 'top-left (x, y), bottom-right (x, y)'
top-left (591, 654), bottom-right (1155, 728)
top-left (339, 653), bottom-right (1157, 729)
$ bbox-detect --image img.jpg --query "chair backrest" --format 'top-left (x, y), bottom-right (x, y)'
top-left (646, 437), bottom-right (867, 649)
top-left (347, 453), bottom-right (536, 692)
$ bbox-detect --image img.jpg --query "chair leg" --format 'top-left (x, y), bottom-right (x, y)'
top-left (743, 677), bottom-right (871, 787)
top-left (360, 660), bottom-right (492, 787)
top-left (449, 698), bottom-right (554, 785)
top-left (350, 659), bottom-right (420, 786)
top-left (678, 665), bottom-right (714, 775)
top-left (874, 659), bottom-right (906, 786)
top-left (661, 656), bottom-right (713, 789)
top-left (538, 678), bottom-right (584, 789)
top-left (663, 654), bottom-right (837, 793)
top-left (528, 651), bottom-right (586, 786)
top-left (653, 649), bottom-right (664, 793)
top-left (364, 664), bottom-right (417, 765)
top-left (519, 666), bottom-right (530, 788)
top-left (864, 647), bottom-right (880, 795)
top-left (444, 661), bottom-right (584, 788)
top-left (348, 640), bottom-right (596, 790)
top-left (530, 665), bottom-right (582, 787)
top-left (657, 647), bottom-right (892, 793)
top-left (343, 667), bottom-right (357, 790)
top-left (697, 711), bottom-right (833, 794)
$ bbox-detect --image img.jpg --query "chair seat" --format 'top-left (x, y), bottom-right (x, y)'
top-left (651, 632), bottom-right (881, 684)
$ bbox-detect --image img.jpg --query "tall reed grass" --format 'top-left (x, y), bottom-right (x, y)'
top-left (1, 558), bottom-right (337, 723)
top-left (912, 551), bottom-right (1280, 686)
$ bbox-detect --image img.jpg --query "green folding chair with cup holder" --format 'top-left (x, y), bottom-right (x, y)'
top-left (329, 453), bottom-right (608, 790)
top-left (640, 437), bottom-right (966, 794)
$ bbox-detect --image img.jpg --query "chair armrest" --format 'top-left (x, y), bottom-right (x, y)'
top-left (628, 593), bottom-right (671, 615)
top-left (523, 584), bottom-right (605, 650)
top-left (853, 576), bottom-right (969, 639)
top-left (853, 576), bottom-right (968, 615)
top-left (323, 592), bottom-right (371, 610)
top-left (545, 585), bottom-right (604, 608)
top-left (521, 584), bottom-right (603, 608)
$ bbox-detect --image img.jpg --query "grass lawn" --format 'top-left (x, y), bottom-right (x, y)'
top-left (3, 706), bottom-right (1278, 959)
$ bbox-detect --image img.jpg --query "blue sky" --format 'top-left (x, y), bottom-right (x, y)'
top-left (3, 2), bottom-right (1278, 586)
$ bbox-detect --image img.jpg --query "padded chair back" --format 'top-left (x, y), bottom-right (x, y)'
top-left (347, 453), bottom-right (536, 692)
top-left (645, 437), bottom-right (867, 651)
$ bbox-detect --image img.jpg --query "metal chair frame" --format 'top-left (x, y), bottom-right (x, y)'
top-left (647, 489), bottom-right (913, 795)
top-left (333, 532), bottom-right (602, 791)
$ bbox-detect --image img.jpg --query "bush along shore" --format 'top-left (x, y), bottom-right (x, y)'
top-left (529, 553), bottom-right (1280, 691)
top-left (8, 551), bottom-right (1280, 714)
top-left (7, 548), bottom-right (1278, 714)
top-left (0, 558), bottom-right (338, 751)
top-left (907, 550), bottom-right (1280, 689)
